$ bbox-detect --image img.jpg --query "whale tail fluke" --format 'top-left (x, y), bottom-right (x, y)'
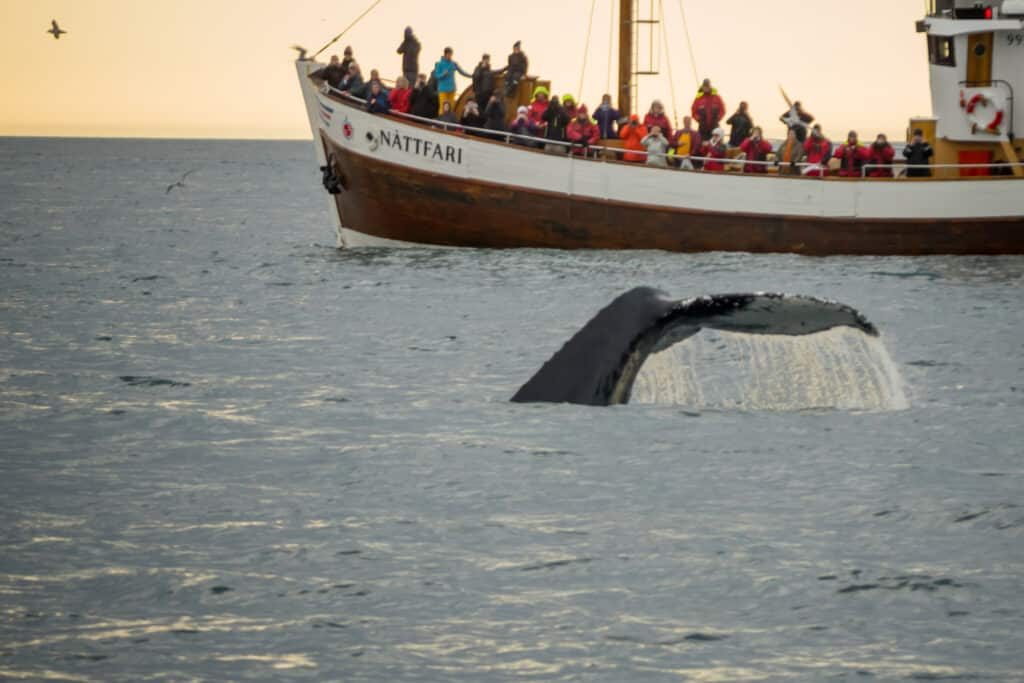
top-left (512, 288), bottom-right (880, 406)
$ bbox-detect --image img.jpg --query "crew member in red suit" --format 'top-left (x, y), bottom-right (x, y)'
top-left (833, 130), bottom-right (871, 177)
top-left (567, 105), bottom-right (600, 156)
top-left (867, 133), bottom-right (895, 177)
top-left (643, 100), bottom-right (673, 143)
top-left (700, 127), bottom-right (728, 172)
top-left (619, 114), bottom-right (649, 162)
top-left (739, 126), bottom-right (773, 173)
top-left (803, 124), bottom-right (833, 176)
top-left (690, 78), bottom-right (725, 140)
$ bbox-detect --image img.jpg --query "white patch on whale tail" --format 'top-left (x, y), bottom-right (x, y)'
top-left (631, 327), bottom-right (909, 412)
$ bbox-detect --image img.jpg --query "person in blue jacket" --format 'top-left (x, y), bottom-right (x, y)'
top-left (366, 81), bottom-right (390, 114)
top-left (432, 47), bottom-right (471, 116)
top-left (592, 94), bottom-right (620, 139)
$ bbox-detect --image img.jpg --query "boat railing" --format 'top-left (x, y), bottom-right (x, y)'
top-left (320, 84), bottom-right (1021, 180)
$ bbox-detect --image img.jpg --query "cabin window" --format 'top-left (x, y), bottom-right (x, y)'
top-left (928, 35), bottom-right (956, 66)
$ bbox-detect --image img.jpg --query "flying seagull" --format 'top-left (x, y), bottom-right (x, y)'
top-left (166, 169), bottom-right (198, 194)
top-left (291, 45), bottom-right (309, 61)
top-left (48, 20), bottom-right (67, 40)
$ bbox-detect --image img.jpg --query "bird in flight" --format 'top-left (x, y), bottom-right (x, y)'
top-left (166, 169), bottom-right (198, 194)
top-left (47, 20), bottom-right (67, 40)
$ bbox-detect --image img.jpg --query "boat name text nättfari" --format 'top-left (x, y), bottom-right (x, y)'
top-left (372, 128), bottom-right (464, 166)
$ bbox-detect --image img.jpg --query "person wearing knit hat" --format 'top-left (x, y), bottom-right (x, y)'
top-left (567, 104), bottom-right (600, 156)
top-left (504, 41), bottom-right (529, 97)
top-left (508, 104), bottom-right (540, 147)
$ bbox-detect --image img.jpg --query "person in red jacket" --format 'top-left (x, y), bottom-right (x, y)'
top-left (867, 133), bottom-right (895, 177)
top-left (833, 130), bottom-right (871, 177)
top-left (567, 105), bottom-right (600, 156)
top-left (643, 100), bottom-right (673, 143)
top-left (388, 76), bottom-right (412, 113)
top-left (803, 124), bottom-right (832, 176)
top-left (619, 114), bottom-right (649, 162)
top-left (700, 127), bottom-right (728, 172)
top-left (690, 78), bottom-right (725, 140)
top-left (739, 126), bottom-right (773, 173)
top-left (527, 86), bottom-right (550, 126)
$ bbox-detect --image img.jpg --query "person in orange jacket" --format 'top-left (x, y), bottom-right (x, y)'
top-left (567, 105), bottom-right (600, 156)
top-left (739, 126), bottom-right (773, 173)
top-left (833, 130), bottom-right (871, 177)
top-left (691, 78), bottom-right (725, 140)
top-left (619, 114), bottom-right (649, 162)
top-left (867, 133), bottom-right (896, 177)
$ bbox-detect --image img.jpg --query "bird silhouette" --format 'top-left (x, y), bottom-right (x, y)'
top-left (166, 169), bottom-right (198, 194)
top-left (47, 20), bottom-right (67, 40)
top-left (291, 45), bottom-right (309, 61)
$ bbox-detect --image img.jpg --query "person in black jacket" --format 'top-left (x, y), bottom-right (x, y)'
top-left (541, 95), bottom-right (570, 154)
top-left (409, 73), bottom-right (438, 120)
top-left (483, 95), bottom-right (506, 139)
top-left (726, 101), bottom-right (753, 147)
top-left (472, 54), bottom-right (498, 113)
top-left (504, 41), bottom-right (529, 97)
top-left (903, 128), bottom-right (934, 177)
top-left (397, 27), bottom-right (420, 85)
top-left (340, 46), bottom-right (355, 75)
top-left (310, 55), bottom-right (345, 88)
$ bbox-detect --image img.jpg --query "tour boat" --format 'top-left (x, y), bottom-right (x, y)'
top-left (295, 0), bottom-right (1024, 255)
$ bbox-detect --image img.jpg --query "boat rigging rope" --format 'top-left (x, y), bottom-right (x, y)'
top-left (676, 0), bottom-right (700, 88)
top-left (657, 0), bottom-right (680, 128)
top-left (578, 0), bottom-right (599, 104)
top-left (312, 0), bottom-right (384, 60)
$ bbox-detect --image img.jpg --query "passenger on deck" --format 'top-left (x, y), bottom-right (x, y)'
top-left (779, 101), bottom-right (814, 143)
top-left (352, 68), bottom-right (386, 100)
top-left (397, 27), bottom-right (421, 85)
top-left (388, 76), bottom-right (412, 113)
top-left (699, 127), bottom-right (728, 172)
top-left (803, 124), bottom-right (833, 176)
top-left (867, 134), bottom-right (895, 177)
top-left (528, 86), bottom-right (550, 125)
top-left (726, 101), bottom-right (753, 147)
top-left (504, 41), bottom-right (529, 97)
top-left (775, 128), bottom-right (807, 175)
top-left (483, 95), bottom-right (506, 136)
top-left (834, 131), bottom-right (870, 177)
top-left (437, 100), bottom-right (457, 130)
top-left (619, 115), bottom-right (648, 162)
top-left (311, 55), bottom-right (345, 89)
top-left (432, 47), bottom-right (471, 115)
top-left (508, 105), bottom-right (540, 146)
top-left (643, 100), bottom-right (673, 143)
top-left (567, 105), bottom-right (600, 156)
top-left (541, 95), bottom-right (570, 154)
top-left (339, 63), bottom-right (364, 94)
top-left (593, 94), bottom-right (620, 139)
top-left (641, 125), bottom-right (671, 167)
top-left (691, 78), bottom-right (726, 140)
top-left (366, 81), bottom-right (390, 114)
top-left (459, 100), bottom-right (486, 132)
top-left (673, 116), bottom-right (702, 169)
top-left (903, 129), bottom-right (934, 177)
top-left (561, 95), bottom-right (578, 120)
top-left (472, 54), bottom-right (499, 113)
top-left (409, 73), bottom-right (438, 120)
top-left (739, 126), bottom-right (772, 173)
top-left (340, 47), bottom-right (356, 75)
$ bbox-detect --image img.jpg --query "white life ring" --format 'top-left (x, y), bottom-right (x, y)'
top-left (960, 88), bottom-right (1006, 135)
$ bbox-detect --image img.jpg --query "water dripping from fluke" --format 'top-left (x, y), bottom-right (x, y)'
top-left (512, 287), bottom-right (908, 411)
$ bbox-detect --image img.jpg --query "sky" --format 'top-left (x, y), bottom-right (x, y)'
top-left (1, 0), bottom-right (933, 140)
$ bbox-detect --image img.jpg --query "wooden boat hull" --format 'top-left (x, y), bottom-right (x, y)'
top-left (324, 135), bottom-right (1024, 255)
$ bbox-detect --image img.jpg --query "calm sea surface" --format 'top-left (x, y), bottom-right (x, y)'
top-left (1, 137), bottom-right (1023, 681)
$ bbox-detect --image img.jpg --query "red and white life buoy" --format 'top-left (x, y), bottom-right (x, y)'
top-left (960, 89), bottom-right (1006, 135)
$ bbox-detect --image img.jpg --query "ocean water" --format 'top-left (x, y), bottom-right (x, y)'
top-left (1, 137), bottom-right (1023, 682)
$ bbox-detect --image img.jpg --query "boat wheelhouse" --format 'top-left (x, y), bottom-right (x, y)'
top-left (295, 0), bottom-right (1024, 254)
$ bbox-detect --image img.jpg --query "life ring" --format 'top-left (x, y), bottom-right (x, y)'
top-left (961, 89), bottom-right (1006, 135)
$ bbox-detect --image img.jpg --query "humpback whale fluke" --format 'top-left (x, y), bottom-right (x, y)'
top-left (512, 287), bottom-right (878, 406)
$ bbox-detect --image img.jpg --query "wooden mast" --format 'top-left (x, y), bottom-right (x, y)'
top-left (618, 0), bottom-right (633, 116)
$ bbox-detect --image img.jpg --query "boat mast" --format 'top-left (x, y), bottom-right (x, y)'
top-left (618, 0), bottom-right (634, 116)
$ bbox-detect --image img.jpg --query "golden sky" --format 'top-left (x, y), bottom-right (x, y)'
top-left (1, 0), bottom-right (931, 140)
